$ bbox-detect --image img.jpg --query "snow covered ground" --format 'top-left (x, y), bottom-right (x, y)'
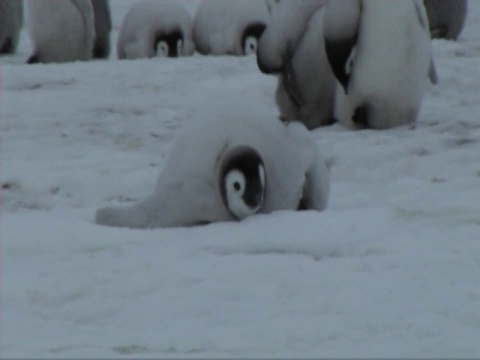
top-left (2, 1), bottom-right (480, 357)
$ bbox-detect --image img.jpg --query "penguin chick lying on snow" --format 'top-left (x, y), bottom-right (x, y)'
top-left (96, 102), bottom-right (330, 229)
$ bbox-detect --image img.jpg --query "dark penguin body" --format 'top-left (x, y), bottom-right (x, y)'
top-left (0, 0), bottom-right (23, 55)
top-left (91, 0), bottom-right (112, 58)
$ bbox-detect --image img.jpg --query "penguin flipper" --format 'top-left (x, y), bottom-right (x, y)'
top-left (429, 58), bottom-right (439, 85)
top-left (413, 0), bottom-right (439, 85)
top-left (71, 0), bottom-right (95, 48)
top-left (301, 150), bottom-right (330, 211)
top-left (323, 0), bottom-right (362, 94)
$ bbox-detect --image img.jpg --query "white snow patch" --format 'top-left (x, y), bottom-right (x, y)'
top-left (1, 0), bottom-right (480, 357)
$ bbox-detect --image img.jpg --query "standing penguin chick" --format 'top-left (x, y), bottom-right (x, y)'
top-left (193, 0), bottom-right (269, 56)
top-left (117, 0), bottom-right (194, 60)
top-left (26, 0), bottom-right (95, 64)
top-left (91, 0), bottom-right (112, 58)
top-left (0, 0), bottom-right (23, 55)
top-left (96, 102), bottom-right (330, 229)
top-left (324, 0), bottom-right (438, 130)
top-left (423, 0), bottom-right (468, 41)
top-left (274, 6), bottom-right (336, 130)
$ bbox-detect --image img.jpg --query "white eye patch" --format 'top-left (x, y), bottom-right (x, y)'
top-left (244, 36), bottom-right (258, 55)
top-left (157, 41), bottom-right (169, 57)
top-left (226, 170), bottom-right (245, 196)
top-left (225, 170), bottom-right (255, 220)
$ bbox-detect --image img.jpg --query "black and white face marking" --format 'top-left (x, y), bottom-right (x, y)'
top-left (242, 23), bottom-right (266, 55)
top-left (154, 30), bottom-right (183, 58)
top-left (220, 146), bottom-right (266, 220)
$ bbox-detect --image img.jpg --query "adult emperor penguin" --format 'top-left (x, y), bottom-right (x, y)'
top-left (26, 0), bottom-right (95, 64)
top-left (193, 0), bottom-right (269, 56)
top-left (423, 0), bottom-right (468, 41)
top-left (95, 102), bottom-right (330, 229)
top-left (0, 0), bottom-right (23, 55)
top-left (117, 0), bottom-right (194, 60)
top-left (259, 1), bottom-right (335, 129)
top-left (257, 0), bottom-right (327, 73)
top-left (91, 0), bottom-right (112, 58)
top-left (323, 0), bottom-right (438, 129)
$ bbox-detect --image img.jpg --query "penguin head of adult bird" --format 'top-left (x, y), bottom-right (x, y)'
top-left (219, 146), bottom-right (266, 220)
top-left (154, 30), bottom-right (184, 58)
top-left (242, 22), bottom-right (267, 56)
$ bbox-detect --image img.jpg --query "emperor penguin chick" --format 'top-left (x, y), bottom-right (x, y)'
top-left (117, 0), bottom-right (194, 60)
top-left (193, 0), bottom-right (269, 56)
top-left (26, 0), bottom-right (95, 64)
top-left (96, 102), bottom-right (330, 229)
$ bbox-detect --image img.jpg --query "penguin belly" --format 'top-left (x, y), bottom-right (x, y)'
top-left (337, 1), bottom-right (432, 129)
top-left (27, 0), bottom-right (95, 63)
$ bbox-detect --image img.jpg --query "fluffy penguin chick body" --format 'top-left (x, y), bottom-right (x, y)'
top-left (26, 0), bottom-right (95, 63)
top-left (0, 0), bottom-right (23, 54)
top-left (275, 6), bottom-right (336, 130)
top-left (324, 0), bottom-right (438, 129)
top-left (423, 0), bottom-right (468, 40)
top-left (193, 0), bottom-right (269, 56)
top-left (96, 102), bottom-right (330, 229)
top-left (117, 0), bottom-right (194, 60)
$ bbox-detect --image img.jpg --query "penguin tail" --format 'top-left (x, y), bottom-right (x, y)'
top-left (95, 200), bottom-right (155, 229)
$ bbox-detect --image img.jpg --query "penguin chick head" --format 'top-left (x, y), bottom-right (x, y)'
top-left (220, 146), bottom-right (266, 220)
top-left (154, 30), bottom-right (183, 58)
top-left (242, 22), bottom-right (266, 56)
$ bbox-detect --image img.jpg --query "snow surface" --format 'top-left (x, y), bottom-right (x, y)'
top-left (2, 0), bottom-right (480, 357)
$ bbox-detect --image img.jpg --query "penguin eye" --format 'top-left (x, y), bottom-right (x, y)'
top-left (244, 36), bottom-right (258, 55)
top-left (233, 182), bottom-right (241, 191)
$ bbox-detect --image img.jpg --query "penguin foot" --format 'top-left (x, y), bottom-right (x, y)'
top-left (430, 26), bottom-right (448, 39)
top-left (352, 105), bottom-right (370, 129)
top-left (0, 38), bottom-right (14, 54)
top-left (93, 47), bottom-right (107, 59)
top-left (27, 54), bottom-right (40, 64)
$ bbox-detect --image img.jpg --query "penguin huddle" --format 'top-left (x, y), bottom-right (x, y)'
top-left (257, 0), bottom-right (468, 130)
top-left (96, 102), bottom-right (330, 229)
top-left (19, 0), bottom-right (271, 62)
